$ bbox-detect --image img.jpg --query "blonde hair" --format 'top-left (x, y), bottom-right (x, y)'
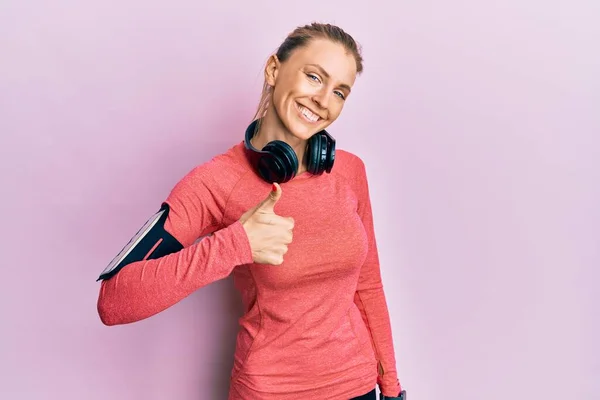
top-left (251, 22), bottom-right (364, 130)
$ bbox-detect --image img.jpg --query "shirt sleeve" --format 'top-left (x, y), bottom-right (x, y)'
top-left (97, 162), bottom-right (254, 326)
top-left (351, 156), bottom-right (403, 397)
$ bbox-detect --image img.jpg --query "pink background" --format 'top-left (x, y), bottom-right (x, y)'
top-left (1, 1), bottom-right (598, 399)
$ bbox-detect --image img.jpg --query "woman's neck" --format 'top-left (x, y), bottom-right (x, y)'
top-left (251, 109), bottom-right (309, 174)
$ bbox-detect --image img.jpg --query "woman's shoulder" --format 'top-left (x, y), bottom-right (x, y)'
top-left (167, 141), bottom-right (250, 198)
top-left (333, 148), bottom-right (367, 177)
top-left (183, 141), bottom-right (247, 176)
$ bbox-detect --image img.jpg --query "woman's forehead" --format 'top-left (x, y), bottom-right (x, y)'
top-left (287, 39), bottom-right (357, 85)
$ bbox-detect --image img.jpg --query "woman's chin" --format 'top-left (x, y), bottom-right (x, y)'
top-left (288, 116), bottom-right (328, 140)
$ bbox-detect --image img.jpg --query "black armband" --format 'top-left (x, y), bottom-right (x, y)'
top-left (96, 203), bottom-right (183, 281)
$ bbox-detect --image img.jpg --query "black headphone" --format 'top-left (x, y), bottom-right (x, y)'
top-left (244, 119), bottom-right (336, 183)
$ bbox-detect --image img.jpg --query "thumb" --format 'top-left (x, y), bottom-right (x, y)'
top-left (257, 183), bottom-right (282, 213)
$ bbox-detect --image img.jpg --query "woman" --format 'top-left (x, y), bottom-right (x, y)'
top-left (97, 22), bottom-right (406, 400)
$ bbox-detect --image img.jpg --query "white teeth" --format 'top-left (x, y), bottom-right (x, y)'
top-left (299, 105), bottom-right (319, 122)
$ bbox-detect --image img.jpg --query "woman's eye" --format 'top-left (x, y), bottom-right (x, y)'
top-left (335, 91), bottom-right (346, 100)
top-left (307, 73), bottom-right (321, 83)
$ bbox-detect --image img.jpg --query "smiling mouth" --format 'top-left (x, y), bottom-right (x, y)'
top-left (295, 103), bottom-right (322, 124)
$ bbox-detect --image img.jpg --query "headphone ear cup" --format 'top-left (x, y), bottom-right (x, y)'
top-left (325, 135), bottom-right (335, 173)
top-left (306, 133), bottom-right (323, 174)
top-left (261, 140), bottom-right (299, 183)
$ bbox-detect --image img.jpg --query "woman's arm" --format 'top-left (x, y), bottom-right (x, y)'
top-left (351, 156), bottom-right (403, 397)
top-left (97, 162), bottom-right (253, 326)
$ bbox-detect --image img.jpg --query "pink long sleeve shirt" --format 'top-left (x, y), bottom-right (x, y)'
top-left (97, 141), bottom-right (402, 399)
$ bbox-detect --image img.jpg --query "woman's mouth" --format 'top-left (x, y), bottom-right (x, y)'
top-left (295, 102), bottom-right (322, 124)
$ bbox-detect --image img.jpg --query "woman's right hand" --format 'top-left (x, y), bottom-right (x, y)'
top-left (239, 183), bottom-right (294, 265)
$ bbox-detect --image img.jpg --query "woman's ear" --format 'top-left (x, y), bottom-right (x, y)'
top-left (264, 54), bottom-right (280, 87)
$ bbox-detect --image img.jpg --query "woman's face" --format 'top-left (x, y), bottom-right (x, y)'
top-left (265, 38), bottom-right (358, 141)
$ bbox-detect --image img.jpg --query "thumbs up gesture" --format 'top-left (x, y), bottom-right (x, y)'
top-left (239, 183), bottom-right (295, 265)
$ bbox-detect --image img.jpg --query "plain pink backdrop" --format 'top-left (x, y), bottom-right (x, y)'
top-left (1, 1), bottom-right (598, 399)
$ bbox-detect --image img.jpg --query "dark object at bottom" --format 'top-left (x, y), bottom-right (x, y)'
top-left (348, 387), bottom-right (407, 399)
top-left (380, 389), bottom-right (407, 400)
